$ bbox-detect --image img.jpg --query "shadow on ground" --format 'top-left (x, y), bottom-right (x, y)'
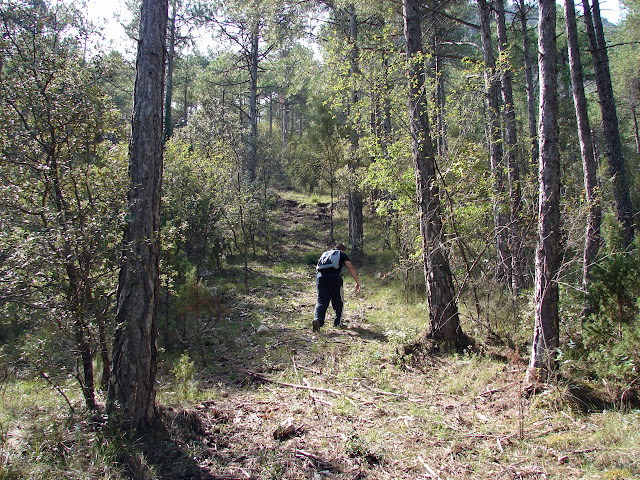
top-left (349, 325), bottom-right (389, 342)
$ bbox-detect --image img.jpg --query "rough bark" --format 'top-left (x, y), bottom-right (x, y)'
top-left (564, 0), bottom-right (602, 312)
top-left (247, 24), bottom-right (259, 180)
top-left (477, 0), bottom-right (510, 283)
top-left (496, 0), bottom-right (525, 294)
top-left (583, 0), bottom-right (635, 248)
top-left (528, 0), bottom-right (560, 383)
top-left (433, 36), bottom-right (448, 156)
top-left (633, 105), bottom-right (640, 155)
top-left (403, 0), bottom-right (466, 352)
top-left (164, 2), bottom-right (176, 140)
top-left (108, 0), bottom-right (168, 430)
top-left (517, 0), bottom-right (538, 171)
top-left (347, 3), bottom-right (363, 256)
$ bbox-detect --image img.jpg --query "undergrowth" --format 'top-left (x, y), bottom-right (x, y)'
top-left (1, 193), bottom-right (640, 479)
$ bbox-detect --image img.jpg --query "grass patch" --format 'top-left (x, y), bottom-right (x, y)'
top-left (3, 190), bottom-right (640, 479)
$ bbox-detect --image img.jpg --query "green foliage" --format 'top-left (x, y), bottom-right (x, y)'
top-left (0, 379), bottom-right (124, 479)
top-left (302, 252), bottom-right (318, 266)
top-left (171, 352), bottom-right (198, 400)
top-left (162, 139), bottom-right (228, 275)
top-left (0, 0), bottom-right (127, 406)
top-left (582, 253), bottom-right (640, 385)
top-left (344, 433), bottom-right (385, 465)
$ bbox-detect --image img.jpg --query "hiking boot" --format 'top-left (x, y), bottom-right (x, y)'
top-left (312, 319), bottom-right (321, 332)
top-left (333, 319), bottom-right (345, 328)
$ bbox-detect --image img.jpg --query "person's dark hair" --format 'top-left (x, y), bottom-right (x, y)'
top-left (335, 243), bottom-right (346, 251)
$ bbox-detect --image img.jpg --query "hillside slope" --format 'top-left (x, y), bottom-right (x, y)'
top-left (147, 195), bottom-right (639, 480)
top-left (1, 193), bottom-right (638, 480)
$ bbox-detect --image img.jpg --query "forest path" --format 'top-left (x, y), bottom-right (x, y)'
top-left (150, 195), bottom-right (607, 480)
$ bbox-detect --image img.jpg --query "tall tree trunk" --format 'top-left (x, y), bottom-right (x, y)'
top-left (477, 0), bottom-right (510, 283)
top-left (164, 1), bottom-right (176, 140)
top-left (583, 0), bottom-right (635, 248)
top-left (496, 0), bottom-right (525, 294)
top-left (564, 0), bottom-right (602, 313)
top-left (108, 0), bottom-right (168, 430)
top-left (247, 24), bottom-right (259, 180)
top-left (403, 0), bottom-right (466, 352)
top-left (269, 93), bottom-right (274, 136)
top-left (528, 0), bottom-right (560, 383)
top-left (632, 105), bottom-right (640, 154)
top-left (517, 0), bottom-right (538, 171)
top-left (433, 36), bottom-right (448, 156)
top-left (281, 98), bottom-right (288, 147)
top-left (348, 3), bottom-right (363, 256)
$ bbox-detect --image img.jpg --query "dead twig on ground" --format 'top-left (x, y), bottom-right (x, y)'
top-left (303, 378), bottom-right (334, 406)
top-left (418, 456), bottom-right (445, 480)
top-left (243, 369), bottom-right (356, 401)
top-left (478, 381), bottom-right (519, 397)
top-left (361, 382), bottom-right (424, 402)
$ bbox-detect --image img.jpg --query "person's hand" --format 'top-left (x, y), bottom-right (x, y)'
top-left (354, 282), bottom-right (361, 294)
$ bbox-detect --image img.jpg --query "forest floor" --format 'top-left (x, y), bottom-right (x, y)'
top-left (2, 192), bottom-right (639, 480)
top-left (142, 193), bottom-right (639, 480)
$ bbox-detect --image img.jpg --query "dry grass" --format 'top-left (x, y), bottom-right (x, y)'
top-left (1, 196), bottom-right (639, 479)
top-left (148, 251), bottom-right (639, 479)
top-left (176, 311), bottom-right (639, 480)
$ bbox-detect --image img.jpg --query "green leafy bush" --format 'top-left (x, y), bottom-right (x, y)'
top-left (583, 253), bottom-right (640, 388)
top-left (172, 352), bottom-right (198, 400)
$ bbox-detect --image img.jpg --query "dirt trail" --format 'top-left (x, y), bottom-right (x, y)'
top-left (147, 197), bottom-right (610, 480)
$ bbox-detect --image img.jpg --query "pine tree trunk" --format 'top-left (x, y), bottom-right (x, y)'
top-left (517, 0), bottom-right (539, 171)
top-left (163, 2), bottom-right (176, 141)
top-left (496, 0), bottom-right (525, 294)
top-left (528, 0), bottom-right (560, 383)
top-left (477, 0), bottom-right (510, 283)
top-left (348, 3), bottom-right (363, 256)
top-left (583, 0), bottom-right (635, 247)
top-left (403, 0), bottom-right (466, 352)
top-left (282, 98), bottom-right (288, 147)
top-left (632, 105), bottom-right (640, 154)
top-left (247, 25), bottom-right (259, 180)
top-left (433, 37), bottom-right (448, 156)
top-left (564, 0), bottom-right (602, 312)
top-left (108, 0), bottom-right (167, 430)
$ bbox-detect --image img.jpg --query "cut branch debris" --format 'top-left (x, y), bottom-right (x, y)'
top-left (243, 369), bottom-right (353, 399)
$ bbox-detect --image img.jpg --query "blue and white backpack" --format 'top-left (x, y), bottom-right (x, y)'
top-left (316, 249), bottom-right (341, 271)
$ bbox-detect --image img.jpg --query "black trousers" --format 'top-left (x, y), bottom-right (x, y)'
top-left (314, 274), bottom-right (344, 326)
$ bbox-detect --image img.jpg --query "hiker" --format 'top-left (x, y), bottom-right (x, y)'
top-left (312, 243), bottom-right (361, 332)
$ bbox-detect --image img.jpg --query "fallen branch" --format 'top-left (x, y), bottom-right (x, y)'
top-left (418, 456), bottom-right (445, 480)
top-left (40, 372), bottom-right (75, 413)
top-left (243, 369), bottom-right (352, 399)
top-left (362, 383), bottom-right (405, 397)
top-left (304, 378), bottom-right (334, 407)
top-left (295, 449), bottom-right (321, 461)
top-left (296, 364), bottom-right (322, 375)
top-left (478, 381), bottom-right (518, 397)
top-left (294, 449), bottom-right (338, 472)
top-left (203, 475), bottom-right (253, 480)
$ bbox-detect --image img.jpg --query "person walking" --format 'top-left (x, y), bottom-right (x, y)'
top-left (312, 243), bottom-right (361, 332)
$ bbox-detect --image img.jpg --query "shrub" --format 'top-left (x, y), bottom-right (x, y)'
top-left (583, 253), bottom-right (640, 390)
